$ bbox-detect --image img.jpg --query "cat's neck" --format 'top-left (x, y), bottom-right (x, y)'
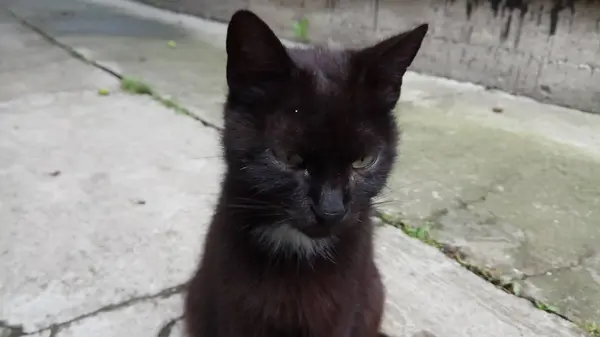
top-left (216, 200), bottom-right (373, 268)
top-left (250, 221), bottom-right (339, 261)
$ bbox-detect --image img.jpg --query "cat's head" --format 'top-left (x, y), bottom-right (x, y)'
top-left (221, 10), bottom-right (427, 256)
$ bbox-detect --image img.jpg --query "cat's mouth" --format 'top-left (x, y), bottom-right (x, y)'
top-left (289, 216), bottom-right (347, 239)
top-left (298, 224), bottom-right (335, 239)
top-left (284, 206), bottom-right (350, 239)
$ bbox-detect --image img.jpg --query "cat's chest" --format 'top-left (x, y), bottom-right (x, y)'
top-left (228, 267), bottom-right (358, 335)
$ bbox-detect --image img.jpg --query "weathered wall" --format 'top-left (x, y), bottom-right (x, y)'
top-left (138, 0), bottom-right (600, 114)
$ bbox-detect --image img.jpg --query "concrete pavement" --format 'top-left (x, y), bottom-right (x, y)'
top-left (0, 7), bottom-right (222, 335)
top-left (0, 0), bottom-right (598, 336)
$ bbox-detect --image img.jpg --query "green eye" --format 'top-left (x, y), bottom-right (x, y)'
top-left (352, 154), bottom-right (377, 170)
top-left (272, 149), bottom-right (303, 168)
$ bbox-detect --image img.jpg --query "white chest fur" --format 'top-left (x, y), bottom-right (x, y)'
top-left (253, 223), bottom-right (335, 260)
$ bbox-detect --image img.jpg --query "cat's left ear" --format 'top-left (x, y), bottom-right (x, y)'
top-left (354, 24), bottom-right (429, 105)
top-left (225, 10), bottom-right (294, 95)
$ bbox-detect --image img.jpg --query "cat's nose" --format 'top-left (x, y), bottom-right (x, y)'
top-left (313, 204), bottom-right (346, 223)
top-left (316, 209), bottom-right (346, 223)
top-left (313, 187), bottom-right (347, 224)
top-left (313, 205), bottom-right (346, 224)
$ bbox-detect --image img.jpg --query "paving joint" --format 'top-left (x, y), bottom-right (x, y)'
top-left (3, 7), bottom-right (222, 132)
top-left (5, 283), bottom-right (187, 337)
top-left (157, 316), bottom-right (183, 337)
top-left (375, 207), bottom-right (600, 336)
top-left (519, 250), bottom-right (596, 281)
top-left (0, 321), bottom-right (25, 337)
top-left (419, 172), bottom-right (522, 224)
top-left (2, 8), bottom-right (121, 79)
top-left (417, 173), bottom-right (596, 284)
top-left (377, 210), bottom-right (560, 307)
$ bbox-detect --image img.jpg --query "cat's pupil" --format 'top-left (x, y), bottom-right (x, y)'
top-left (352, 154), bottom-right (376, 169)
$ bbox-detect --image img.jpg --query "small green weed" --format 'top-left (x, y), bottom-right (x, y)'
top-left (376, 211), bottom-right (439, 247)
top-left (293, 17), bottom-right (309, 41)
top-left (585, 322), bottom-right (600, 337)
top-left (534, 300), bottom-right (560, 314)
top-left (155, 97), bottom-right (187, 115)
top-left (373, 211), bottom-right (600, 331)
top-left (403, 223), bottom-right (438, 247)
top-left (118, 76), bottom-right (215, 127)
top-left (120, 77), bottom-right (153, 95)
top-left (97, 88), bottom-right (110, 96)
top-left (504, 281), bottom-right (522, 297)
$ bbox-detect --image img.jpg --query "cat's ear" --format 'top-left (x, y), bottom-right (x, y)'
top-left (226, 10), bottom-right (294, 90)
top-left (354, 24), bottom-right (428, 106)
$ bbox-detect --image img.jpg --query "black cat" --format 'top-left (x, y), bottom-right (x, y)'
top-left (185, 9), bottom-right (428, 337)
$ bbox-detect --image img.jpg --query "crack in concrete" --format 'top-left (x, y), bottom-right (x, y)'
top-left (0, 321), bottom-right (25, 337)
top-left (1, 7), bottom-right (214, 337)
top-left (2, 8), bottom-right (121, 78)
top-left (157, 316), bottom-right (183, 337)
top-left (12, 283), bottom-right (188, 337)
top-left (3, 7), bottom-right (222, 132)
top-left (423, 175), bottom-right (519, 226)
top-left (377, 210), bottom-right (579, 323)
top-left (46, 325), bottom-right (59, 337)
top-left (519, 249), bottom-right (596, 281)
top-left (373, 170), bottom-right (593, 328)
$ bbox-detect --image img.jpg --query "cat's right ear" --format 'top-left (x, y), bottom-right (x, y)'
top-left (353, 24), bottom-right (428, 107)
top-left (226, 10), bottom-right (294, 94)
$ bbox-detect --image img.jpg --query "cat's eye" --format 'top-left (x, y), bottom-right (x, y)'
top-left (352, 154), bottom-right (378, 170)
top-left (272, 149), bottom-right (304, 168)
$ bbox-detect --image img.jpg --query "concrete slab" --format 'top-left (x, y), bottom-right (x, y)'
top-left (9, 222), bottom-right (588, 337)
top-left (0, 11), bottom-right (223, 331)
top-left (3, 0), bottom-right (229, 128)
top-left (372, 226), bottom-right (586, 337)
top-left (164, 227), bottom-right (590, 337)
top-left (383, 87), bottom-right (600, 324)
top-left (52, 294), bottom-right (182, 337)
top-left (0, 10), bottom-right (116, 102)
top-left (0, 88), bottom-right (222, 332)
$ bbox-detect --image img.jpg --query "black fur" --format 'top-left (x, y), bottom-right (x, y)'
top-left (185, 9), bottom-right (428, 337)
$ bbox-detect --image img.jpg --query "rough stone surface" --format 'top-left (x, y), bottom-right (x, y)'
top-left (0, 9), bottom-right (222, 332)
top-left (167, 228), bottom-right (590, 337)
top-left (0, 327), bottom-right (13, 337)
top-left (53, 295), bottom-right (183, 337)
top-left (131, 0), bottom-right (600, 115)
top-left (2, 0), bottom-right (228, 127)
top-left (372, 226), bottom-right (586, 337)
top-left (386, 90), bottom-right (600, 324)
top-left (0, 11), bottom-right (116, 101)
top-left (0, 0), bottom-right (598, 336)
top-left (0, 88), bottom-right (221, 332)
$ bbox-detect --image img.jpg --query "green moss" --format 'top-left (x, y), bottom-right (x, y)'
top-left (120, 77), bottom-right (153, 95)
top-left (534, 300), bottom-right (560, 314)
top-left (374, 210), bottom-right (597, 331)
top-left (293, 17), bottom-right (309, 42)
top-left (155, 97), bottom-right (187, 115)
top-left (585, 322), bottom-right (600, 337)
